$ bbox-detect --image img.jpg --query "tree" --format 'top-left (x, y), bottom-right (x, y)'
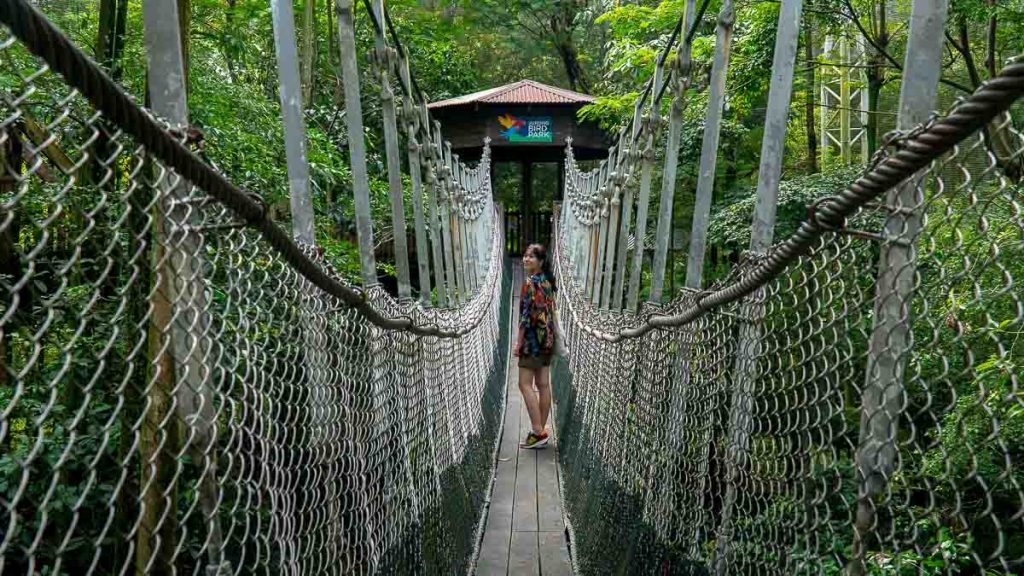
top-left (472, 0), bottom-right (598, 92)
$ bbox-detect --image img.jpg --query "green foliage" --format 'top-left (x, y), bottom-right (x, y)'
top-left (708, 166), bottom-right (864, 253)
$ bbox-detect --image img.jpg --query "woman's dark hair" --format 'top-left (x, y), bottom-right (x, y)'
top-left (526, 243), bottom-right (557, 292)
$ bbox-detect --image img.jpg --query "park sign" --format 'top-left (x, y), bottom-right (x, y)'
top-left (497, 113), bottom-right (553, 143)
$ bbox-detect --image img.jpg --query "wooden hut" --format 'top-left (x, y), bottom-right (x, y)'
top-left (429, 79), bottom-right (610, 254)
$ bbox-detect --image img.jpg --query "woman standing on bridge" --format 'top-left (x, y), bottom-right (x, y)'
top-left (515, 243), bottom-right (558, 449)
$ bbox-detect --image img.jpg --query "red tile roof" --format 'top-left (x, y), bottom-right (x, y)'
top-left (428, 79), bottom-right (595, 109)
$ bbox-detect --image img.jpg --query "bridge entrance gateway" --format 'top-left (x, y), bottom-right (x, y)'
top-left (429, 80), bottom-right (610, 257)
top-left (1, 0), bottom-right (1023, 575)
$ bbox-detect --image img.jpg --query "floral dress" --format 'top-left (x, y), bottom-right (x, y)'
top-left (517, 272), bottom-right (556, 357)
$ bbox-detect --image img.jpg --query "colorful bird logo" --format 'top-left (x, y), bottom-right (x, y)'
top-left (498, 114), bottom-right (527, 138)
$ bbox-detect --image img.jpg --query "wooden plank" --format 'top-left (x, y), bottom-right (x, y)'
top-left (476, 525), bottom-right (512, 576)
top-left (512, 446), bottom-right (539, 531)
top-left (536, 447), bottom-right (563, 532)
top-left (538, 531), bottom-right (572, 576)
top-left (508, 531), bottom-right (540, 576)
top-left (488, 458), bottom-right (517, 530)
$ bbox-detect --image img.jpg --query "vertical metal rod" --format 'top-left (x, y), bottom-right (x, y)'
top-left (858, 37), bottom-right (870, 162)
top-left (683, 0), bottom-right (735, 290)
top-left (435, 122), bottom-right (458, 305)
top-left (614, 103), bottom-right (647, 309)
top-left (335, 0), bottom-right (377, 286)
top-left (820, 36), bottom-right (831, 169)
top-left (141, 1), bottom-right (228, 573)
top-left (438, 156), bottom-right (459, 303)
top-left (406, 124), bottom-right (431, 305)
top-left (601, 144), bottom-right (622, 308)
top-left (422, 107), bottom-right (447, 306)
top-left (840, 36), bottom-right (852, 164)
top-left (592, 158), bottom-right (611, 307)
top-left (851, 0), bottom-right (947, 572)
top-left (270, 0), bottom-right (315, 245)
top-left (446, 144), bottom-right (465, 302)
top-left (371, 0), bottom-right (411, 300)
top-left (648, 0), bottom-right (696, 302)
top-left (713, 0), bottom-right (803, 570)
top-left (425, 160), bottom-right (447, 307)
top-left (627, 119), bottom-right (656, 310)
top-left (585, 177), bottom-right (599, 301)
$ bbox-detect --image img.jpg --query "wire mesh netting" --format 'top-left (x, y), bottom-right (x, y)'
top-left (4, 0), bottom-right (1024, 574)
top-left (0, 16), bottom-right (511, 575)
top-left (553, 91), bottom-right (1024, 574)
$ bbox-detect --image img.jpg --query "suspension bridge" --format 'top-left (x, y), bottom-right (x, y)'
top-left (1, 0), bottom-right (1023, 574)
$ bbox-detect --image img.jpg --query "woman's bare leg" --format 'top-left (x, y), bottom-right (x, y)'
top-left (536, 366), bottom-right (552, 433)
top-left (518, 366), bottom-right (544, 434)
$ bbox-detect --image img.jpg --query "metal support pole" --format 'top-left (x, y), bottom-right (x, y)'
top-left (627, 120), bottom-right (655, 311)
top-left (270, 0), bottom-right (315, 245)
top-left (649, 0), bottom-right (696, 302)
top-left (141, 2), bottom-right (228, 573)
top-left (435, 123), bottom-right (458, 305)
top-left (684, 0), bottom-right (735, 290)
top-left (601, 144), bottom-right (622, 309)
top-left (399, 66), bottom-right (431, 304)
top-left (851, 0), bottom-right (948, 572)
top-left (446, 144), bottom-right (465, 302)
top-left (407, 127), bottom-right (431, 305)
top-left (371, 0), bottom-right (412, 300)
top-left (426, 161), bottom-right (447, 307)
top-left (820, 36), bottom-right (831, 169)
top-left (713, 0), bottom-right (802, 570)
top-left (840, 36), bottom-right (852, 164)
top-left (614, 104), bottom-right (648, 310)
top-left (585, 175), bottom-right (600, 301)
top-left (592, 157), bottom-right (611, 307)
top-left (336, 0), bottom-right (377, 286)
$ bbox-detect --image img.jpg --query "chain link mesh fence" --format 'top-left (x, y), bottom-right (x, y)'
top-left (0, 16), bottom-right (510, 575)
top-left (553, 85), bottom-right (1024, 574)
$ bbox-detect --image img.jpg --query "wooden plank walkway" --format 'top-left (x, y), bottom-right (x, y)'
top-left (476, 264), bottom-right (573, 576)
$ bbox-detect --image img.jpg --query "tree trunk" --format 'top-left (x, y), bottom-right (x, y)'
top-left (550, 4), bottom-right (590, 93)
top-left (224, 0), bottom-right (239, 83)
top-left (114, 163), bottom-right (151, 574)
top-left (951, 16), bottom-right (1024, 182)
top-left (555, 40), bottom-right (590, 93)
top-left (985, 0), bottom-right (997, 79)
top-left (0, 130), bottom-right (25, 392)
top-left (136, 195), bottom-right (180, 576)
top-left (302, 0), bottom-right (317, 103)
top-left (864, 0), bottom-right (887, 155)
top-left (804, 12), bottom-right (818, 173)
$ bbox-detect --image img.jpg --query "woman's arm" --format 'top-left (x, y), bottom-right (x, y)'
top-left (515, 281), bottom-right (533, 356)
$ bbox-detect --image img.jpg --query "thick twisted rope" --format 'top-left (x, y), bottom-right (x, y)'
top-left (565, 58), bottom-right (1024, 342)
top-left (0, 0), bottom-right (497, 338)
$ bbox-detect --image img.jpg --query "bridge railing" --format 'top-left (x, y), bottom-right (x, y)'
top-left (553, 0), bottom-right (1024, 571)
top-left (0, 0), bottom-right (507, 574)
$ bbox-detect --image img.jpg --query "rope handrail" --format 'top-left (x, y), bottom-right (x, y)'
top-left (0, 0), bottom-right (498, 338)
top-left (558, 58), bottom-right (1024, 342)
